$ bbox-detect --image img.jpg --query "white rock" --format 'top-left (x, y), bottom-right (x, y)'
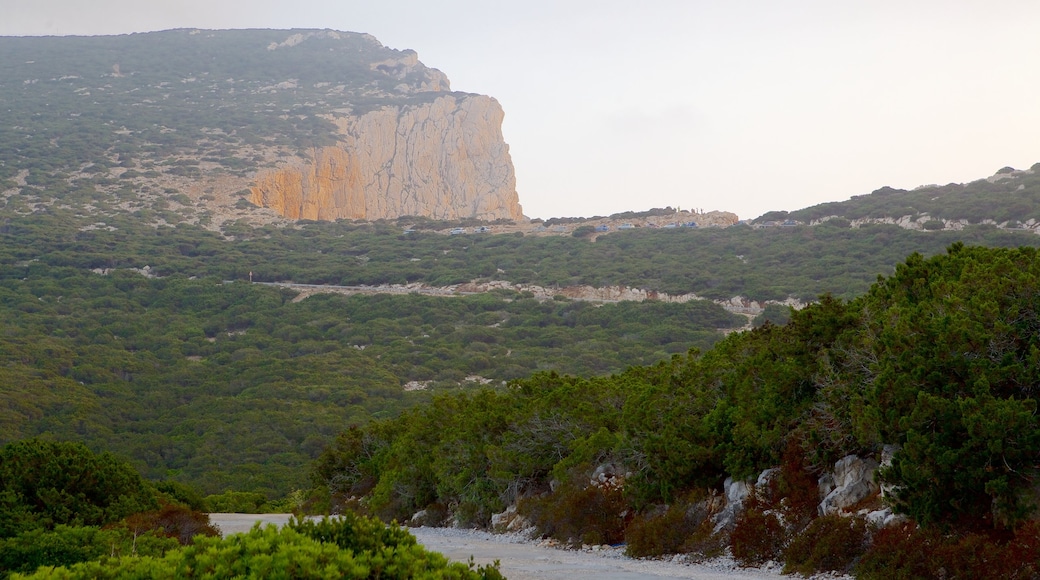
top-left (818, 454), bottom-right (880, 516)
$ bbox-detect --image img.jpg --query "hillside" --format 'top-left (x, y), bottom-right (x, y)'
top-left (755, 164), bottom-right (1040, 229)
top-left (314, 245), bottom-right (1040, 576)
top-left (0, 29), bottom-right (521, 225)
top-left (5, 29), bottom-right (1040, 553)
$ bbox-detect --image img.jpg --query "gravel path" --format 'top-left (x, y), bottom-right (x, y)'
top-left (408, 527), bottom-right (787, 580)
top-left (207, 515), bottom-right (788, 579)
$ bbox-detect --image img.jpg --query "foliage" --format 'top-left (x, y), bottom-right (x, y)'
top-left (519, 474), bottom-right (629, 547)
top-left (0, 439), bottom-right (158, 538)
top-left (0, 263), bottom-right (739, 497)
top-left (782, 514), bottom-right (869, 575)
top-left (623, 491), bottom-right (717, 558)
top-left (310, 245), bottom-right (1040, 563)
top-left (0, 525), bottom-right (177, 579)
top-left (15, 517), bottom-right (503, 580)
top-left (118, 503), bottom-right (219, 546)
top-left (728, 492), bottom-right (786, 566)
top-left (202, 491), bottom-right (269, 514)
top-left (758, 167), bottom-right (1040, 227)
top-left (855, 521), bottom-right (1040, 580)
top-left (834, 245), bottom-right (1040, 527)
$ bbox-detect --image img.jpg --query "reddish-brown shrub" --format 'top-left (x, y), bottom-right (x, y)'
top-left (856, 521), bottom-right (1040, 580)
top-left (730, 492), bottom-right (787, 566)
top-left (519, 477), bottom-right (630, 547)
top-left (783, 514), bottom-right (869, 575)
top-left (625, 490), bottom-right (719, 558)
top-left (117, 502), bottom-right (219, 545)
top-left (776, 437), bottom-right (821, 529)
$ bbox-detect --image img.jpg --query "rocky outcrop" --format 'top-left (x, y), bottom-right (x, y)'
top-left (818, 455), bottom-right (880, 516)
top-left (250, 94), bottom-right (523, 222)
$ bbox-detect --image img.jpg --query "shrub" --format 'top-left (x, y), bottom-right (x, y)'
top-left (119, 502), bottom-right (220, 545)
top-left (729, 492), bottom-right (786, 566)
top-left (626, 505), bottom-right (692, 558)
top-left (519, 474), bottom-right (630, 547)
top-left (856, 521), bottom-right (1040, 580)
top-left (625, 490), bottom-right (718, 558)
top-left (783, 514), bottom-right (869, 575)
top-left (18, 521), bottom-right (504, 580)
top-left (203, 490), bottom-right (268, 513)
top-left (0, 439), bottom-right (158, 538)
top-left (0, 525), bottom-right (177, 577)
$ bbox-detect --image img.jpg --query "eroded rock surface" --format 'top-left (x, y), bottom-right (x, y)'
top-left (251, 94), bottom-right (522, 222)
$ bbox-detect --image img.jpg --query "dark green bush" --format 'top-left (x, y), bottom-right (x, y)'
top-left (0, 525), bottom-right (177, 578)
top-left (0, 439), bottom-right (158, 538)
top-left (203, 491), bottom-right (269, 513)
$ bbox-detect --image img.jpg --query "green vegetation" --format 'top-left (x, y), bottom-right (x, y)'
top-left (0, 439), bottom-right (158, 537)
top-left (0, 440), bottom-right (490, 580)
top-left (0, 440), bottom-right (215, 578)
top-left (312, 245), bottom-right (1040, 573)
top-left (16, 516), bottom-right (502, 580)
top-left (0, 257), bottom-right (741, 496)
top-left (6, 28), bottom-right (1040, 577)
top-left (757, 165), bottom-right (1040, 226)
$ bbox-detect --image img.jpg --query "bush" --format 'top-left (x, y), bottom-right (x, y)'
top-left (119, 502), bottom-right (220, 545)
top-left (18, 516), bottom-right (504, 580)
top-left (0, 439), bottom-right (158, 538)
top-left (625, 490), bottom-right (718, 558)
top-left (855, 522), bottom-right (1040, 580)
top-left (626, 505), bottom-right (692, 558)
top-left (0, 525), bottom-right (177, 577)
top-left (519, 473), bottom-right (630, 547)
top-left (729, 492), bottom-right (786, 566)
top-left (203, 491), bottom-right (269, 513)
top-left (783, 514), bottom-right (869, 575)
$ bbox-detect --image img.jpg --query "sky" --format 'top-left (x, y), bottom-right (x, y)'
top-left (3, 1), bottom-right (1040, 220)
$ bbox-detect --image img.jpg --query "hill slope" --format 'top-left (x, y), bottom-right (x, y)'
top-left (0, 28), bottom-right (521, 225)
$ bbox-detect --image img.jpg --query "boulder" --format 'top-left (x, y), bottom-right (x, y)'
top-left (712, 476), bottom-right (753, 533)
top-left (490, 504), bottom-right (532, 533)
top-left (818, 454), bottom-right (880, 516)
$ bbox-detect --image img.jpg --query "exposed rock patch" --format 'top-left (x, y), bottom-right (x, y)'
top-left (250, 94), bottom-right (522, 222)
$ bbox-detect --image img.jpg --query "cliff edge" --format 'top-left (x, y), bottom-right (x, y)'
top-left (250, 93), bottom-right (523, 221)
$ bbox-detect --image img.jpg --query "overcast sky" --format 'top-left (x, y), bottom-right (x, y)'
top-left (4, 1), bottom-right (1040, 220)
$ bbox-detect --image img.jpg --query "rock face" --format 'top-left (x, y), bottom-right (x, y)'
top-left (818, 454), bottom-right (880, 516)
top-left (250, 94), bottom-right (523, 222)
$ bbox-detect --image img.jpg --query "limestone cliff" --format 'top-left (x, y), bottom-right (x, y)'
top-left (250, 94), bottom-right (523, 222)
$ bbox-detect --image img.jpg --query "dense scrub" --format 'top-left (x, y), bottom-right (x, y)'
top-left (313, 245), bottom-right (1040, 574)
top-left (0, 261), bottom-right (738, 497)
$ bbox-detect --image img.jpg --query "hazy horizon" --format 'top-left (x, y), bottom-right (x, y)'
top-left (4, 1), bottom-right (1039, 221)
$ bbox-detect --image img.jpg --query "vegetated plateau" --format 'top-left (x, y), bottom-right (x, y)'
top-left (3, 28), bottom-right (1040, 579)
